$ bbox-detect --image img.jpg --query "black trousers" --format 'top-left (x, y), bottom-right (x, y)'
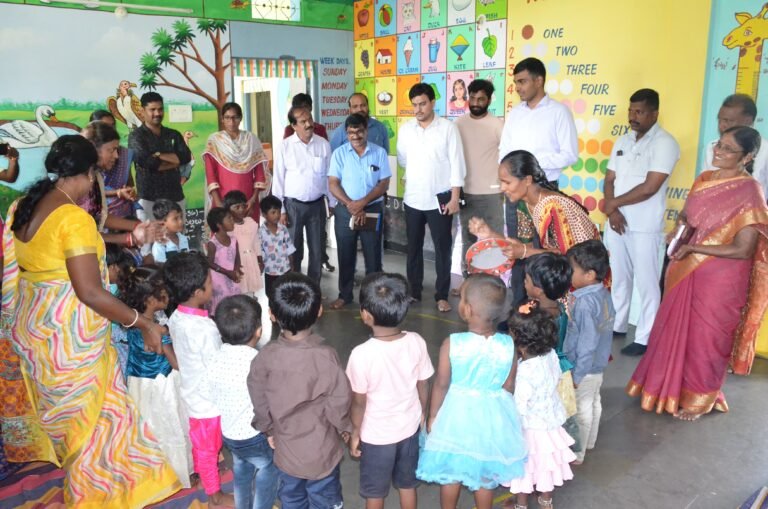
top-left (405, 204), bottom-right (453, 301)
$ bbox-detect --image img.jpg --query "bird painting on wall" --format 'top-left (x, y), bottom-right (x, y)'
top-left (180, 130), bottom-right (197, 185)
top-left (107, 80), bottom-right (145, 129)
top-left (0, 104), bottom-right (59, 149)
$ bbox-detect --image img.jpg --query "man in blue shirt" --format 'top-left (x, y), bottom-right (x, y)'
top-left (329, 93), bottom-right (390, 153)
top-left (328, 114), bottom-right (391, 309)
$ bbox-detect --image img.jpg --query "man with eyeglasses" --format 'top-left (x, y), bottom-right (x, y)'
top-left (603, 88), bottom-right (680, 356)
top-left (704, 94), bottom-right (767, 198)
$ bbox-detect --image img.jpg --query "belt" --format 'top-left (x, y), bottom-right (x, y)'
top-left (286, 196), bottom-right (324, 205)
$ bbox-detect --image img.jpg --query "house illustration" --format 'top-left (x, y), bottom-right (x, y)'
top-left (376, 48), bottom-right (393, 64)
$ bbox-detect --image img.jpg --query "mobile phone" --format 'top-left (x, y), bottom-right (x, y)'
top-left (0, 143), bottom-right (8, 156)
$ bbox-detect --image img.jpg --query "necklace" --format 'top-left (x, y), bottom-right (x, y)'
top-left (56, 186), bottom-right (77, 205)
top-left (373, 331), bottom-right (403, 339)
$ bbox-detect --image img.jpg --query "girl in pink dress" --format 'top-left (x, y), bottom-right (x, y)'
top-left (205, 207), bottom-right (242, 315)
top-left (506, 305), bottom-right (576, 509)
top-left (223, 190), bottom-right (263, 296)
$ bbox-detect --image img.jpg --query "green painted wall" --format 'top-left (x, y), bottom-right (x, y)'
top-left (2, 0), bottom-right (353, 30)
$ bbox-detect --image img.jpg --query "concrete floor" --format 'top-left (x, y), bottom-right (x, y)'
top-left (282, 249), bottom-right (768, 509)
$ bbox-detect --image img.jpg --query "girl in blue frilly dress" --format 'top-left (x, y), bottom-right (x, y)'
top-left (416, 273), bottom-right (527, 509)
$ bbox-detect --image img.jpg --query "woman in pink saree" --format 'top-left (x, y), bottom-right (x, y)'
top-left (627, 126), bottom-right (768, 420)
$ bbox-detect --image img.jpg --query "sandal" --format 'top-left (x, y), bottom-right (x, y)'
top-left (437, 299), bottom-right (452, 312)
top-left (538, 496), bottom-right (553, 507)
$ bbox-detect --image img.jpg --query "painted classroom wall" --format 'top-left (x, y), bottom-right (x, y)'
top-left (354, 0), bottom-right (719, 236)
top-left (229, 22), bottom-right (355, 133)
top-left (0, 3), bottom-right (229, 222)
top-left (0, 0), bottom-right (355, 30)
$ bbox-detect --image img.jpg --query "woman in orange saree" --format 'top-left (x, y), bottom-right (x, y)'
top-left (627, 126), bottom-right (768, 420)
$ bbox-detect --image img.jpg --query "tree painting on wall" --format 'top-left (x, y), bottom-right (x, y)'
top-left (139, 19), bottom-right (231, 128)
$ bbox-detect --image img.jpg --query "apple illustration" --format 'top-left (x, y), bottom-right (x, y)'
top-left (378, 4), bottom-right (392, 26)
top-left (358, 7), bottom-right (370, 26)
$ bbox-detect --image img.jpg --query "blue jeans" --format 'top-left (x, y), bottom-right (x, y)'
top-left (333, 202), bottom-right (383, 303)
top-left (223, 434), bottom-right (278, 509)
top-left (277, 463), bottom-right (343, 509)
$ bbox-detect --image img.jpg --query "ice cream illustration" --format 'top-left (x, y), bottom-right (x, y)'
top-left (450, 34), bottom-right (469, 61)
top-left (404, 36), bottom-right (414, 67)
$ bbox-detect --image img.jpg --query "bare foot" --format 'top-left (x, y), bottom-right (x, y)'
top-left (189, 473), bottom-right (200, 487)
top-left (437, 299), bottom-right (452, 312)
top-left (501, 496), bottom-right (518, 508)
top-left (329, 298), bottom-right (347, 310)
top-left (450, 288), bottom-right (461, 297)
top-left (208, 490), bottom-right (235, 507)
top-left (674, 409), bottom-right (703, 421)
top-left (571, 459), bottom-right (583, 465)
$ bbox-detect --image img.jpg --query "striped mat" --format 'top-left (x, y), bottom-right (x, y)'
top-left (0, 463), bottom-right (234, 508)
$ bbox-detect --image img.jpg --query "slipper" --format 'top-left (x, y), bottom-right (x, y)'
top-left (329, 299), bottom-right (347, 310)
top-left (437, 299), bottom-right (452, 312)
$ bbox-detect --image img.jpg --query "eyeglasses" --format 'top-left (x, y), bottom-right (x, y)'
top-left (714, 141), bottom-right (744, 154)
top-left (222, 115), bottom-right (242, 121)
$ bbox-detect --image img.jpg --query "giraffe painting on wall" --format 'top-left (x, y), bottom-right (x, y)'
top-left (722, 2), bottom-right (768, 100)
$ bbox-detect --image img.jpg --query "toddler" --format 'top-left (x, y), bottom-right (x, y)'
top-left (417, 274), bottom-right (527, 509)
top-left (224, 190), bottom-right (263, 296)
top-left (164, 252), bottom-right (234, 507)
top-left (564, 239), bottom-right (615, 464)
top-left (106, 243), bottom-right (135, 380)
top-left (248, 273), bottom-right (351, 509)
top-left (258, 196), bottom-right (295, 311)
top-left (206, 207), bottom-right (242, 314)
top-left (151, 199), bottom-right (189, 264)
top-left (210, 295), bottom-right (277, 509)
top-left (118, 266), bottom-right (193, 488)
top-left (507, 306), bottom-right (576, 509)
top-left (522, 253), bottom-right (580, 450)
top-left (346, 273), bottom-right (434, 509)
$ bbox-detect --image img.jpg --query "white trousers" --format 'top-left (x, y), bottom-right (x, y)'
top-left (604, 228), bottom-right (663, 346)
top-left (575, 373), bottom-right (603, 462)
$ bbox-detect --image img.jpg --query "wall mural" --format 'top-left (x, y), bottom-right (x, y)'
top-left (0, 3), bottom-right (230, 226)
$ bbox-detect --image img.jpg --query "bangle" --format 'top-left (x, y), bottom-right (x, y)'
top-left (520, 243), bottom-right (527, 259)
top-left (122, 309), bottom-right (140, 328)
top-left (125, 232), bottom-right (134, 248)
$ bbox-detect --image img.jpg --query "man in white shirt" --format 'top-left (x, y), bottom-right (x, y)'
top-left (604, 89), bottom-right (680, 356)
top-left (454, 79), bottom-right (504, 275)
top-left (272, 106), bottom-right (333, 284)
top-left (704, 94), bottom-right (767, 198)
top-left (397, 83), bottom-right (466, 312)
top-left (498, 57), bottom-right (578, 303)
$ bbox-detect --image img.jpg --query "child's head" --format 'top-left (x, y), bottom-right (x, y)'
top-left (163, 252), bottom-right (212, 307)
top-left (359, 272), bottom-right (410, 328)
top-left (214, 294), bottom-right (262, 347)
top-left (566, 239), bottom-right (610, 289)
top-left (459, 273), bottom-right (508, 323)
top-left (223, 190), bottom-right (248, 221)
top-left (270, 272), bottom-right (322, 335)
top-left (106, 243), bottom-right (135, 284)
top-left (524, 253), bottom-right (572, 301)
top-left (152, 199), bottom-right (184, 234)
top-left (207, 207), bottom-right (235, 233)
top-left (118, 266), bottom-right (168, 313)
top-left (260, 195), bottom-right (282, 225)
top-left (507, 305), bottom-right (558, 358)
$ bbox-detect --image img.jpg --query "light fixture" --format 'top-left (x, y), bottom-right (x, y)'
top-left (38, 0), bottom-right (194, 15)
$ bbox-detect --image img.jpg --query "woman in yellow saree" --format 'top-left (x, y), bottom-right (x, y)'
top-left (627, 126), bottom-right (768, 420)
top-left (3, 136), bottom-right (180, 507)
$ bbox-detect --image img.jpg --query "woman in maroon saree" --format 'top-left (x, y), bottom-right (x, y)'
top-left (627, 126), bottom-right (768, 420)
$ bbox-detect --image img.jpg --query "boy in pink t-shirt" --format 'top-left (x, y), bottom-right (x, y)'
top-left (346, 273), bottom-right (435, 509)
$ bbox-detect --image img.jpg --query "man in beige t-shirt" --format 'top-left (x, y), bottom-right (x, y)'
top-left (454, 79), bottom-right (504, 274)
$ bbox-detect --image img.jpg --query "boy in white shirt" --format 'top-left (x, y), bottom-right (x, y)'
top-left (346, 273), bottom-right (435, 509)
top-left (164, 252), bottom-right (234, 507)
top-left (210, 295), bottom-right (277, 509)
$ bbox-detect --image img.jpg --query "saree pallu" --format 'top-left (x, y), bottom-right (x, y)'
top-left (627, 172), bottom-right (768, 415)
top-left (3, 202), bottom-right (180, 507)
top-left (104, 146), bottom-right (135, 218)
